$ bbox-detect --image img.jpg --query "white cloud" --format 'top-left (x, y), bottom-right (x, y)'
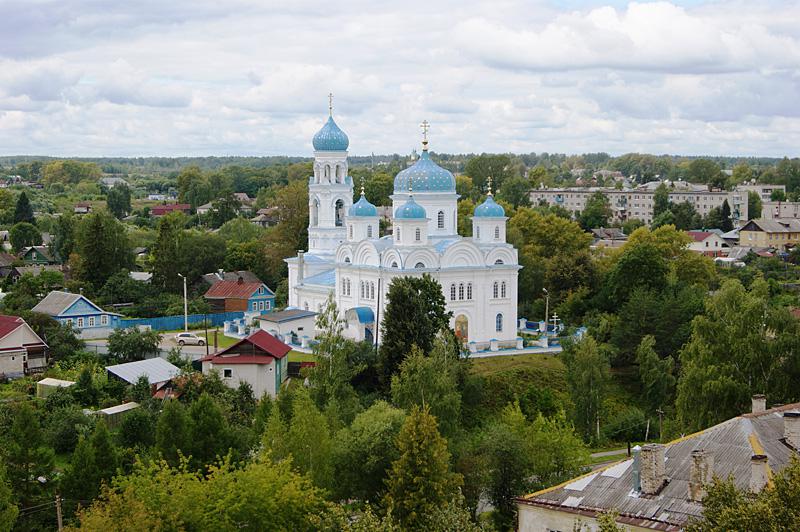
top-left (0, 0), bottom-right (798, 157)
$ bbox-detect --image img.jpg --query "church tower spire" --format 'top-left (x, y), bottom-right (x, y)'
top-left (307, 95), bottom-right (353, 255)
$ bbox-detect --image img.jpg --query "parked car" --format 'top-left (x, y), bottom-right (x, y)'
top-left (174, 332), bottom-right (205, 346)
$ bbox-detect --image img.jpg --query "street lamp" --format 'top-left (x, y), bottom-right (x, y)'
top-left (542, 288), bottom-right (549, 335)
top-left (178, 273), bottom-right (188, 332)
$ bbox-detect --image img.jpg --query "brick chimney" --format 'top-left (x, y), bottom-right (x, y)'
top-left (749, 454), bottom-right (769, 493)
top-left (640, 444), bottom-right (666, 495)
top-left (688, 449), bottom-right (714, 502)
top-left (752, 394), bottom-right (767, 414)
top-left (237, 275), bottom-right (244, 285)
top-left (784, 411), bottom-right (800, 449)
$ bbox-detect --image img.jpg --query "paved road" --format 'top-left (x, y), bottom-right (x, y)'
top-left (86, 332), bottom-right (220, 361)
top-left (591, 448), bottom-right (629, 458)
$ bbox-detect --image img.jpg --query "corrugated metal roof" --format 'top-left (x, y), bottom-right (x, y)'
top-left (31, 290), bottom-right (81, 316)
top-left (204, 280), bottom-right (266, 299)
top-left (303, 269), bottom-right (336, 287)
top-left (520, 403), bottom-right (800, 529)
top-left (106, 358), bottom-right (180, 385)
top-left (259, 309), bottom-right (317, 323)
top-left (98, 402), bottom-right (140, 415)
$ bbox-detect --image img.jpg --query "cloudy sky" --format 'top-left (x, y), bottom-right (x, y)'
top-left (0, 0), bottom-right (798, 157)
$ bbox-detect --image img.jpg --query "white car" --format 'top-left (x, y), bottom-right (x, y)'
top-left (174, 332), bottom-right (205, 346)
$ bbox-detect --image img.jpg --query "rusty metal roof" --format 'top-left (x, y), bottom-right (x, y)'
top-left (518, 403), bottom-right (800, 529)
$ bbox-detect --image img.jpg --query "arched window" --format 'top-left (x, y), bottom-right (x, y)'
top-left (335, 199), bottom-right (344, 227)
top-left (304, 302), bottom-right (309, 310)
top-left (396, 227), bottom-right (401, 241)
top-left (437, 211), bottom-right (445, 229)
top-left (494, 259), bottom-right (504, 265)
top-left (344, 257), bottom-right (351, 263)
top-left (415, 262), bottom-right (425, 269)
top-left (450, 284), bottom-right (456, 301)
top-left (458, 283), bottom-right (465, 300)
top-left (496, 313), bottom-right (503, 332)
top-left (493, 281), bottom-right (499, 298)
top-left (340, 278), bottom-right (345, 295)
top-left (494, 226), bottom-right (500, 239)
top-left (501, 281), bottom-right (507, 298)
top-left (367, 225), bottom-right (373, 238)
top-left (391, 261), bottom-right (398, 268)
top-left (371, 282), bottom-right (375, 299)
top-left (415, 228), bottom-right (421, 241)
top-left (310, 199), bottom-right (319, 227)
top-left (467, 283), bottom-right (473, 300)
top-left (476, 226), bottom-right (480, 239)
top-left (360, 281), bottom-right (365, 299)
top-left (324, 165), bottom-right (330, 179)
top-left (349, 225), bottom-right (353, 239)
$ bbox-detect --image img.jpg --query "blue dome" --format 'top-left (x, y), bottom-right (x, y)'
top-left (474, 195), bottom-right (505, 218)
top-left (312, 116), bottom-right (349, 151)
top-left (394, 196), bottom-right (427, 219)
top-left (393, 150), bottom-right (456, 193)
top-left (349, 193), bottom-right (378, 217)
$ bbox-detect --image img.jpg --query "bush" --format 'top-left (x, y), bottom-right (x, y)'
top-left (601, 406), bottom-right (647, 443)
top-left (45, 406), bottom-right (93, 454)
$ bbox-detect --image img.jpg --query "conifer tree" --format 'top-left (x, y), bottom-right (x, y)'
top-left (285, 388), bottom-right (332, 488)
top-left (384, 405), bottom-right (462, 530)
top-left (13, 191), bottom-right (34, 224)
top-left (0, 464), bottom-right (18, 532)
top-left (4, 403), bottom-right (54, 507)
top-left (61, 436), bottom-right (98, 512)
top-left (155, 399), bottom-right (189, 467)
top-left (262, 402), bottom-right (289, 461)
top-left (188, 393), bottom-right (228, 468)
top-left (90, 421), bottom-right (119, 487)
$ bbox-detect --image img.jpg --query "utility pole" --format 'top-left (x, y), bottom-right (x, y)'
top-left (542, 287), bottom-right (549, 335)
top-left (178, 273), bottom-right (188, 331)
top-left (656, 408), bottom-right (664, 442)
top-left (55, 495), bottom-right (63, 531)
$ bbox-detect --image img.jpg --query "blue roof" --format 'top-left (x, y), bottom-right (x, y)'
top-left (474, 195), bottom-right (505, 217)
top-left (312, 116), bottom-right (349, 151)
top-left (393, 150), bottom-right (456, 193)
top-left (394, 196), bottom-right (427, 219)
top-left (302, 269), bottom-right (336, 287)
top-left (434, 239), bottom-right (459, 253)
top-left (349, 307), bottom-right (375, 324)
top-left (349, 193), bottom-right (378, 217)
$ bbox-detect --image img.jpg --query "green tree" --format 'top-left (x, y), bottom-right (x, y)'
top-left (284, 388), bottom-right (332, 488)
top-left (383, 405), bottom-right (462, 531)
top-left (9, 221), bottom-right (42, 251)
top-left (61, 435), bottom-right (99, 508)
top-left (670, 201), bottom-right (700, 230)
top-left (653, 183), bottom-right (670, 217)
top-left (155, 400), bottom-right (190, 467)
top-left (13, 191), bottom-right (35, 224)
top-left (176, 165), bottom-right (212, 208)
top-left (4, 403), bottom-right (54, 507)
top-left (74, 210), bottom-right (134, 289)
top-left (0, 464), bottom-right (19, 532)
top-left (106, 183), bottom-right (132, 219)
top-left (579, 191), bottom-right (612, 229)
top-left (685, 457), bottom-right (800, 531)
top-left (720, 199), bottom-right (733, 232)
top-left (72, 367), bottom-right (100, 406)
top-left (107, 328), bottom-right (161, 363)
top-left (651, 208), bottom-right (676, 229)
top-left (151, 212), bottom-right (184, 292)
top-left (676, 278), bottom-right (800, 432)
top-left (390, 342), bottom-right (462, 437)
top-left (119, 408), bottom-right (155, 448)
top-left (53, 213), bottom-right (77, 261)
top-left (561, 336), bottom-right (610, 441)
top-left (188, 393), bottom-right (229, 468)
top-left (636, 335), bottom-right (676, 415)
top-left (208, 192), bottom-right (241, 229)
top-left (605, 243), bottom-right (669, 305)
top-left (91, 421), bottom-right (119, 487)
top-left (748, 191), bottom-right (763, 219)
top-left (731, 163), bottom-right (753, 185)
top-left (771, 189), bottom-right (787, 202)
top-left (363, 172), bottom-right (394, 206)
top-left (378, 274), bottom-right (451, 386)
top-left (331, 401), bottom-right (406, 502)
top-left (496, 175), bottom-right (532, 208)
top-left (464, 153), bottom-right (514, 191)
top-left (217, 217), bottom-right (262, 243)
top-left (688, 159), bottom-right (725, 189)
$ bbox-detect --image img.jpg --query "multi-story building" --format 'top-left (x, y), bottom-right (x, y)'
top-left (737, 182), bottom-right (786, 202)
top-left (739, 219), bottom-right (800, 250)
top-left (531, 180), bottom-right (749, 226)
top-left (761, 201), bottom-right (800, 220)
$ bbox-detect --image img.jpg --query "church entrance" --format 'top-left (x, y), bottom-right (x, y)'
top-left (455, 315), bottom-right (468, 342)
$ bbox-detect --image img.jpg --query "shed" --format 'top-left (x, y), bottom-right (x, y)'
top-left (106, 358), bottom-right (180, 387)
top-left (257, 308), bottom-right (317, 341)
top-left (36, 377), bottom-right (75, 398)
top-left (95, 402), bottom-right (140, 428)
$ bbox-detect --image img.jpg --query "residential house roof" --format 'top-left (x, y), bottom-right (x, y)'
top-left (591, 227), bottom-right (626, 240)
top-left (19, 246), bottom-right (54, 262)
top-left (0, 315), bottom-right (47, 349)
top-left (0, 252), bottom-right (17, 268)
top-left (202, 270), bottom-right (261, 286)
top-left (13, 265), bottom-right (64, 278)
top-left (151, 204), bottom-right (191, 216)
top-left (259, 309), bottom-right (317, 323)
top-left (233, 192), bottom-right (254, 205)
top-left (518, 403), bottom-right (800, 531)
top-left (200, 329), bottom-right (291, 364)
top-left (31, 291), bottom-right (82, 316)
top-left (204, 279), bottom-right (271, 300)
top-left (97, 402), bottom-right (140, 415)
top-left (106, 358), bottom-right (180, 385)
top-left (687, 231), bottom-right (719, 242)
top-left (740, 219), bottom-right (800, 233)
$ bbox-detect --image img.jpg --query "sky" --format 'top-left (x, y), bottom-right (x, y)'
top-left (0, 0), bottom-right (799, 158)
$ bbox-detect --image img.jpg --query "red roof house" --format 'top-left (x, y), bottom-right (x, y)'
top-left (0, 315), bottom-right (48, 378)
top-left (686, 230), bottom-right (727, 257)
top-left (200, 330), bottom-right (290, 398)
top-left (203, 276), bottom-right (275, 314)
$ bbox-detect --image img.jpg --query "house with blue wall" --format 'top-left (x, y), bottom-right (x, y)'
top-left (32, 290), bottom-right (121, 339)
top-left (204, 275), bottom-right (275, 314)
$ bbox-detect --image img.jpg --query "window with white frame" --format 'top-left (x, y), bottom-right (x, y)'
top-left (88, 316), bottom-right (95, 327)
top-left (265, 301), bottom-right (271, 310)
top-left (467, 283), bottom-right (473, 300)
top-left (360, 281), bottom-right (365, 298)
top-left (77, 318), bottom-right (84, 328)
top-left (493, 282), bottom-right (499, 298)
top-left (396, 227), bottom-right (400, 241)
top-left (415, 228), bottom-right (421, 241)
top-left (501, 281), bottom-right (507, 298)
top-left (494, 226), bottom-right (500, 239)
top-left (437, 211), bottom-right (445, 229)
top-left (496, 313), bottom-right (503, 332)
top-left (252, 302), bottom-right (258, 311)
top-left (100, 315), bottom-right (108, 326)
top-left (349, 225), bottom-right (353, 238)
top-left (458, 283), bottom-right (465, 300)
top-left (367, 225), bottom-right (373, 238)
top-left (450, 284), bottom-right (456, 301)
top-left (259, 301), bottom-right (265, 311)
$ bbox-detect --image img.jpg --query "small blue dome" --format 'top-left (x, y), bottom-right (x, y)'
top-left (474, 195), bottom-right (505, 218)
top-left (349, 193), bottom-right (378, 217)
top-left (394, 196), bottom-right (427, 220)
top-left (393, 150), bottom-right (456, 193)
top-left (312, 116), bottom-right (349, 151)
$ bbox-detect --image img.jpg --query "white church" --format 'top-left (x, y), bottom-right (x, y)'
top-left (286, 107), bottom-right (521, 350)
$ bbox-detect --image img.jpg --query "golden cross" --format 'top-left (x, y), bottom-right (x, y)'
top-left (328, 92), bottom-right (333, 116)
top-left (420, 120), bottom-right (430, 142)
top-left (487, 176), bottom-right (493, 195)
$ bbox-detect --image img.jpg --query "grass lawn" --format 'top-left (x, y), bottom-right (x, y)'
top-left (288, 351), bottom-right (318, 363)
top-left (468, 353), bottom-right (564, 377)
